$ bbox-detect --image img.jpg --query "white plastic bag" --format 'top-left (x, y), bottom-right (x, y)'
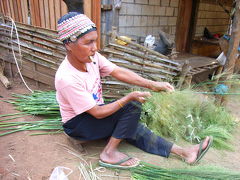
top-left (114, 0), bottom-right (122, 9)
top-left (144, 35), bottom-right (155, 49)
top-left (216, 52), bottom-right (227, 65)
top-left (49, 166), bottom-right (72, 180)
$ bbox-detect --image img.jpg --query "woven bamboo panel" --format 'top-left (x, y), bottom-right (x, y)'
top-left (0, 16), bottom-right (65, 86)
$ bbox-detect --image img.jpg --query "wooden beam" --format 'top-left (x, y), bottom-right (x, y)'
top-left (175, 0), bottom-right (193, 52)
top-left (16, 0), bottom-right (23, 23)
top-left (34, 0), bottom-right (41, 26)
top-left (84, 0), bottom-right (92, 18)
top-left (60, 0), bottom-right (68, 16)
top-left (21, 0), bottom-right (28, 24)
top-left (217, 0), bottom-right (240, 106)
top-left (55, 0), bottom-right (61, 23)
top-left (29, 0), bottom-right (35, 25)
top-left (3, 0), bottom-right (10, 16)
top-left (224, 1), bottom-right (240, 79)
top-left (44, 0), bottom-right (50, 29)
top-left (91, 0), bottom-right (101, 49)
top-left (8, 0), bottom-right (15, 20)
top-left (39, 0), bottom-right (45, 27)
top-left (49, 0), bottom-right (56, 30)
top-left (0, 63), bottom-right (11, 89)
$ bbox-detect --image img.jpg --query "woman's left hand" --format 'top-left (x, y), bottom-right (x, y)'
top-left (149, 81), bottom-right (175, 92)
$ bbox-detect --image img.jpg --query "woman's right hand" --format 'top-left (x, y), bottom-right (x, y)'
top-left (127, 91), bottom-right (152, 103)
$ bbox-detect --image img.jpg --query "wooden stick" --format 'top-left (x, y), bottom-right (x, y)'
top-left (176, 60), bottom-right (191, 89)
top-left (115, 35), bottom-right (169, 59)
top-left (218, 0), bottom-right (240, 105)
top-left (105, 43), bottom-right (180, 66)
top-left (224, 1), bottom-right (240, 79)
top-left (0, 63), bottom-right (11, 89)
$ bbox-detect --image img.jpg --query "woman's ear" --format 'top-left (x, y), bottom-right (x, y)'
top-left (65, 43), bottom-right (72, 52)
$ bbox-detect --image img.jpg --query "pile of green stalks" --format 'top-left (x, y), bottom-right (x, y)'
top-left (7, 91), bottom-right (60, 116)
top-left (0, 91), bottom-right (62, 136)
top-left (140, 89), bottom-right (236, 150)
top-left (131, 162), bottom-right (240, 180)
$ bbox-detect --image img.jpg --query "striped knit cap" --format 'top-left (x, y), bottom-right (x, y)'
top-left (57, 12), bottom-right (96, 44)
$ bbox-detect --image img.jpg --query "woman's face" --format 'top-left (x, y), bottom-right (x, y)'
top-left (66, 30), bottom-right (98, 63)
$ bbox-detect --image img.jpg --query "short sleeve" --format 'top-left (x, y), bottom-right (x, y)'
top-left (96, 52), bottom-right (116, 77)
top-left (60, 83), bottom-right (96, 115)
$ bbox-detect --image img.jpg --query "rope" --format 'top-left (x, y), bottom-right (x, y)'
top-left (8, 16), bottom-right (33, 93)
top-left (194, 84), bottom-right (240, 95)
top-left (193, 92), bottom-right (240, 95)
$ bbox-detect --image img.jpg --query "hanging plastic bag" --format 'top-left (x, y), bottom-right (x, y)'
top-left (144, 35), bottom-right (155, 49)
top-left (49, 166), bottom-right (72, 180)
top-left (216, 52), bottom-right (227, 65)
top-left (114, 0), bottom-right (122, 9)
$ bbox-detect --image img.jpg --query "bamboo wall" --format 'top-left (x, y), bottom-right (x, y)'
top-left (0, 16), bottom-right (65, 86)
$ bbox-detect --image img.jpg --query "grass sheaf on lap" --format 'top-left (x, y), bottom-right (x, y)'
top-left (140, 90), bottom-right (236, 150)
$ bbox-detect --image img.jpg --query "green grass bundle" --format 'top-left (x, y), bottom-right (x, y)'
top-left (140, 90), bottom-right (235, 150)
top-left (131, 162), bottom-right (240, 180)
top-left (0, 91), bottom-right (62, 136)
top-left (7, 91), bottom-right (60, 116)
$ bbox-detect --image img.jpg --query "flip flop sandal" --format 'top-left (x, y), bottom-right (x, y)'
top-left (99, 156), bottom-right (140, 169)
top-left (192, 136), bottom-right (213, 165)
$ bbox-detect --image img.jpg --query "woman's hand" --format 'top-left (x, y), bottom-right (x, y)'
top-left (127, 91), bottom-right (152, 103)
top-left (149, 81), bottom-right (175, 92)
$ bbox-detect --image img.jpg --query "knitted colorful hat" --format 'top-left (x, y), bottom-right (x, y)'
top-left (57, 12), bottom-right (96, 44)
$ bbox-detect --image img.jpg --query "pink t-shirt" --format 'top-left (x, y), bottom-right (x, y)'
top-left (55, 52), bottom-right (116, 123)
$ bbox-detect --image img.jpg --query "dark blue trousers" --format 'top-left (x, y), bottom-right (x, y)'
top-left (63, 101), bottom-right (173, 157)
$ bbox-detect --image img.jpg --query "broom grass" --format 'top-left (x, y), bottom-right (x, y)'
top-left (131, 161), bottom-right (240, 180)
top-left (140, 90), bottom-right (236, 150)
top-left (0, 91), bottom-right (62, 137)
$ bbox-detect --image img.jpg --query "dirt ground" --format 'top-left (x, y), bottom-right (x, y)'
top-left (0, 78), bottom-right (240, 180)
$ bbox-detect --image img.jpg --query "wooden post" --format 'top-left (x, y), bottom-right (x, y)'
top-left (0, 64), bottom-right (11, 89)
top-left (213, 65), bottom-right (224, 85)
top-left (219, 1), bottom-right (240, 105)
top-left (91, 0), bottom-right (101, 50)
top-left (176, 60), bottom-right (191, 89)
top-left (224, 1), bottom-right (240, 79)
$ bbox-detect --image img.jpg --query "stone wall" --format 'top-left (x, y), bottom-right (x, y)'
top-left (101, 0), bottom-right (232, 47)
top-left (116, 0), bottom-right (179, 41)
top-left (194, 0), bottom-right (232, 37)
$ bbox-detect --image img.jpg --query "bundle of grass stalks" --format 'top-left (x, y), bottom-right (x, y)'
top-left (0, 91), bottom-right (62, 136)
top-left (0, 116), bottom-right (63, 136)
top-left (140, 90), bottom-right (235, 150)
top-left (131, 162), bottom-right (240, 180)
top-left (6, 91), bottom-right (60, 116)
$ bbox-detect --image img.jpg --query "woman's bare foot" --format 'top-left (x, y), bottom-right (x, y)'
top-left (99, 136), bottom-right (139, 167)
top-left (171, 136), bottom-right (211, 164)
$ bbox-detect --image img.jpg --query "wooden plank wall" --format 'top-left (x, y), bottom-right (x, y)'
top-left (91, 0), bottom-right (101, 49)
top-left (0, 0), bottom-right (68, 30)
